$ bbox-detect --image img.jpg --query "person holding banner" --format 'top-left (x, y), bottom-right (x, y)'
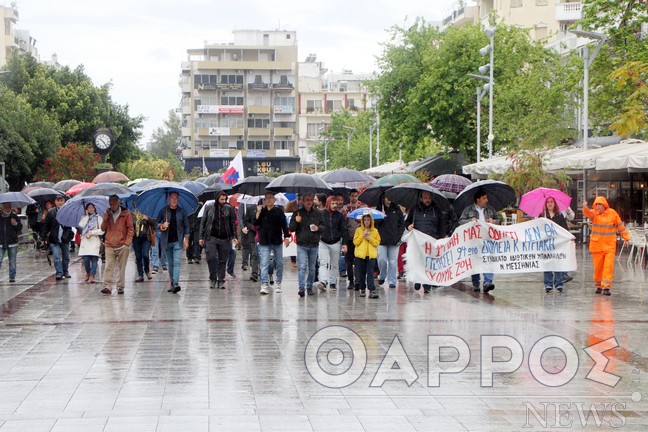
top-left (582, 197), bottom-right (630, 296)
top-left (354, 211), bottom-right (381, 298)
top-left (458, 189), bottom-right (499, 293)
top-left (542, 197), bottom-right (568, 293)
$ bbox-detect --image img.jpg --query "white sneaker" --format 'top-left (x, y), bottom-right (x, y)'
top-left (316, 281), bottom-right (327, 292)
top-left (260, 284), bottom-right (269, 295)
top-left (275, 284), bottom-right (282, 293)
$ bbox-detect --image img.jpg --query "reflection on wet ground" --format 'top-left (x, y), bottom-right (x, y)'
top-left (0, 245), bottom-right (646, 431)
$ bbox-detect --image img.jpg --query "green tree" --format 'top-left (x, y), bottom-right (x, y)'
top-left (149, 110), bottom-right (181, 159)
top-left (497, 151), bottom-right (571, 197)
top-left (117, 156), bottom-right (181, 181)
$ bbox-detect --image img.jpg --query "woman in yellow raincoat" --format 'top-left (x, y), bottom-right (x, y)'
top-left (582, 196), bottom-right (630, 296)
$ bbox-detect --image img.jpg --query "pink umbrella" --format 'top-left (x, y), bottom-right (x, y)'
top-left (519, 187), bottom-right (572, 218)
top-left (66, 182), bottom-right (96, 196)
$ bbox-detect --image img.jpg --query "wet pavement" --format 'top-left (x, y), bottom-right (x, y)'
top-left (0, 244), bottom-right (646, 431)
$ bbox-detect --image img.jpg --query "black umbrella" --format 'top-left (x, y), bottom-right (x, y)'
top-left (452, 180), bottom-right (516, 213)
top-left (321, 169), bottom-right (374, 186)
top-left (23, 181), bottom-right (55, 191)
top-left (52, 179), bottom-right (81, 192)
top-left (202, 173), bottom-right (222, 187)
top-left (358, 183), bottom-right (394, 207)
top-left (198, 183), bottom-right (233, 201)
top-left (26, 187), bottom-right (62, 206)
top-left (76, 182), bottom-right (133, 198)
top-left (231, 175), bottom-right (272, 196)
top-left (385, 183), bottom-right (450, 211)
top-left (266, 173), bottom-right (332, 195)
top-left (179, 180), bottom-right (208, 196)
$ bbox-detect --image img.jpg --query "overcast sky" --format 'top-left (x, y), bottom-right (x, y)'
top-left (14, 0), bottom-right (455, 147)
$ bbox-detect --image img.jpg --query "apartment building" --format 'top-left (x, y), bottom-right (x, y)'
top-left (179, 30), bottom-right (299, 175)
top-left (441, 0), bottom-right (584, 53)
top-left (0, 5), bottom-right (38, 67)
top-left (297, 55), bottom-right (373, 169)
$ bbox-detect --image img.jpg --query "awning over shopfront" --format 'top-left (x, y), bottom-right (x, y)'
top-left (362, 160), bottom-right (406, 177)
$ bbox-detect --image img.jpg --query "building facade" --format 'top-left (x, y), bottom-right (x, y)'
top-left (0, 5), bottom-right (38, 67)
top-left (297, 55), bottom-right (373, 170)
top-left (180, 30), bottom-right (299, 176)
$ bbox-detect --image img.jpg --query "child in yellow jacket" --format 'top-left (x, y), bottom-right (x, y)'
top-left (354, 212), bottom-right (381, 298)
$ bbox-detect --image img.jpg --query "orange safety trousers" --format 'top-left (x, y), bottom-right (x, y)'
top-left (591, 250), bottom-right (616, 289)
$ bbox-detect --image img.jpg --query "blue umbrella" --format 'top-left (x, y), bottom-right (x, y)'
top-left (0, 192), bottom-right (36, 208)
top-left (134, 182), bottom-right (199, 218)
top-left (180, 180), bottom-right (209, 196)
top-left (128, 179), bottom-right (164, 193)
top-left (347, 208), bottom-right (385, 220)
top-left (56, 195), bottom-right (109, 227)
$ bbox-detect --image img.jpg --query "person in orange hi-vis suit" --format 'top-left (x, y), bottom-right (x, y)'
top-left (582, 196), bottom-right (630, 296)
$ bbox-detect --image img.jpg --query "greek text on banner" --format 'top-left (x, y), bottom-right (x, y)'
top-left (404, 219), bottom-right (577, 287)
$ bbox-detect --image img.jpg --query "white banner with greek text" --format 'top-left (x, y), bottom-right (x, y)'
top-left (404, 219), bottom-right (577, 286)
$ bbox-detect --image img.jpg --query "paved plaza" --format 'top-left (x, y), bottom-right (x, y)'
top-left (0, 244), bottom-right (646, 431)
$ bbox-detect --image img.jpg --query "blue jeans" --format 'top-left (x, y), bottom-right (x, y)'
top-left (378, 245), bottom-right (399, 286)
top-left (544, 271), bottom-right (565, 289)
top-left (259, 244), bottom-right (284, 285)
top-left (472, 273), bottom-right (493, 287)
top-left (132, 237), bottom-right (151, 277)
top-left (50, 242), bottom-right (70, 277)
top-left (166, 241), bottom-right (183, 286)
top-left (0, 245), bottom-right (18, 279)
top-left (151, 231), bottom-right (167, 269)
top-left (82, 255), bottom-right (98, 276)
top-left (227, 246), bottom-right (236, 274)
top-left (297, 245), bottom-right (318, 291)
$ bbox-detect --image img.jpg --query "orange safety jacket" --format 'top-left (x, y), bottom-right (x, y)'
top-left (582, 196), bottom-right (630, 253)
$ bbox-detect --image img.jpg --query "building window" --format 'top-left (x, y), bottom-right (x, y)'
top-left (511, 0), bottom-right (523, 7)
top-left (248, 118), bottom-right (270, 128)
top-left (194, 74), bottom-right (217, 89)
top-left (249, 95), bottom-right (270, 105)
top-left (220, 74), bottom-right (244, 84)
top-left (306, 100), bottom-right (323, 113)
top-left (273, 96), bottom-right (295, 107)
top-left (274, 140), bottom-right (293, 150)
top-left (306, 124), bottom-right (322, 138)
top-left (221, 96), bottom-right (244, 105)
top-left (248, 140), bottom-right (270, 150)
top-left (326, 100), bottom-right (344, 113)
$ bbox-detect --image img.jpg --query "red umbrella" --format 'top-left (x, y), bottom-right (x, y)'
top-left (519, 187), bottom-right (572, 218)
top-left (93, 171), bottom-right (130, 183)
top-left (66, 182), bottom-right (96, 196)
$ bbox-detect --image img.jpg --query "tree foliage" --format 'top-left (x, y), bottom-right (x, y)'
top-left (33, 143), bottom-right (100, 183)
top-left (371, 20), bottom-right (578, 162)
top-left (149, 110), bottom-right (181, 160)
top-left (117, 156), bottom-right (182, 182)
top-left (496, 151), bottom-right (571, 197)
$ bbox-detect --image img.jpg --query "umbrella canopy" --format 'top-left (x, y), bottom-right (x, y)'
top-left (198, 183), bottom-right (234, 201)
top-left (385, 183), bottom-right (451, 212)
top-left (231, 175), bottom-right (272, 196)
top-left (66, 182), bottom-right (96, 196)
top-left (27, 188), bottom-right (62, 206)
top-left (92, 171), bottom-right (130, 183)
top-left (358, 183), bottom-right (394, 208)
top-left (179, 180), bottom-right (209, 196)
top-left (52, 179), bottom-right (81, 192)
top-left (519, 187), bottom-right (572, 218)
top-left (237, 193), bottom-right (289, 207)
top-left (348, 207), bottom-right (385, 220)
top-left (321, 169), bottom-right (374, 186)
top-left (25, 181), bottom-right (55, 190)
top-left (266, 173), bottom-right (332, 195)
top-left (374, 173), bottom-right (420, 186)
top-left (56, 195), bottom-right (109, 227)
top-left (126, 178), bottom-right (151, 187)
top-left (128, 179), bottom-right (164, 193)
top-left (202, 173), bottom-right (222, 187)
top-left (0, 192), bottom-right (36, 208)
top-left (453, 180), bottom-right (516, 213)
top-left (134, 181), bottom-right (200, 218)
top-left (76, 182), bottom-right (133, 198)
top-left (429, 174), bottom-right (472, 193)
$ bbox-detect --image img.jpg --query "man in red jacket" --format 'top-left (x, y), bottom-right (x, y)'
top-left (100, 195), bottom-right (134, 295)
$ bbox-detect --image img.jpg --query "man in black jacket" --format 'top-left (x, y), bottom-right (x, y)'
top-left (376, 195), bottom-right (405, 289)
top-left (43, 194), bottom-right (73, 280)
top-left (0, 203), bottom-right (23, 282)
top-left (254, 192), bottom-right (290, 294)
top-left (315, 196), bottom-right (347, 292)
top-left (289, 193), bottom-right (325, 297)
top-left (199, 191), bottom-right (237, 289)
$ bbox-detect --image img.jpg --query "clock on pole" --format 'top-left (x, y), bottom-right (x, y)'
top-left (92, 128), bottom-right (115, 155)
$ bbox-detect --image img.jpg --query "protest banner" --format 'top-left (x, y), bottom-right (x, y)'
top-left (404, 219), bottom-right (577, 286)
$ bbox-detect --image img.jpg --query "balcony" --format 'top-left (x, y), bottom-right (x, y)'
top-left (273, 105), bottom-right (294, 115)
top-left (248, 128), bottom-right (271, 137)
top-left (180, 82), bottom-right (191, 93)
top-left (248, 83), bottom-right (270, 90)
top-left (181, 105), bottom-right (192, 115)
top-left (555, 2), bottom-right (582, 21)
top-left (441, 5), bottom-right (479, 29)
top-left (274, 128), bottom-right (294, 136)
top-left (248, 105), bottom-right (270, 114)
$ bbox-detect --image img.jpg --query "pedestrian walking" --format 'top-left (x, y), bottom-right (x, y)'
top-left (289, 193), bottom-right (324, 297)
top-left (254, 192), bottom-right (290, 294)
top-left (542, 197), bottom-right (568, 293)
top-left (157, 192), bottom-right (190, 293)
top-left (100, 195), bottom-right (134, 295)
top-left (354, 212), bottom-right (381, 298)
top-left (78, 203), bottom-right (103, 284)
top-left (339, 189), bottom-right (365, 290)
top-left (199, 191), bottom-right (237, 289)
top-left (582, 196), bottom-right (630, 296)
top-left (315, 196), bottom-right (347, 292)
top-left (132, 209), bottom-right (156, 282)
top-left (0, 203), bottom-right (22, 282)
top-left (376, 195), bottom-right (404, 289)
top-left (458, 189), bottom-right (498, 293)
top-left (43, 194), bottom-right (74, 280)
top-left (239, 202), bottom-right (259, 281)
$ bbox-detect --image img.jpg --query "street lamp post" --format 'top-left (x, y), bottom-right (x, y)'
top-left (375, 110), bottom-right (380, 167)
top-left (478, 28), bottom-right (495, 158)
top-left (468, 74), bottom-right (490, 163)
top-left (343, 126), bottom-right (356, 149)
top-left (299, 145), bottom-right (306, 172)
top-left (369, 123), bottom-right (375, 169)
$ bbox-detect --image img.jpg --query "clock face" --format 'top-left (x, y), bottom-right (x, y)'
top-left (95, 133), bottom-right (112, 149)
